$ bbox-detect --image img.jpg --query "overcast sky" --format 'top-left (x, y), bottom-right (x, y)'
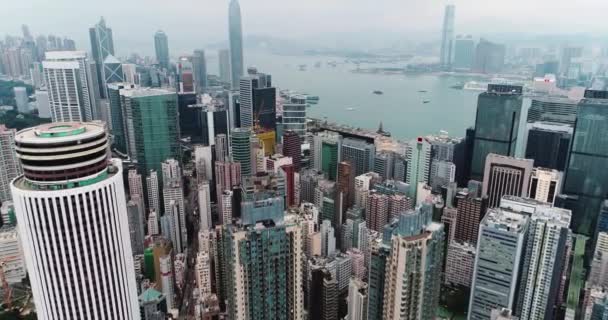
top-left (2, 0), bottom-right (608, 55)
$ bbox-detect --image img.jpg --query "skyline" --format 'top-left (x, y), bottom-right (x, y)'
top-left (3, 0), bottom-right (608, 56)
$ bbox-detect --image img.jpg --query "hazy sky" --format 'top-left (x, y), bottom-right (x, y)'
top-left (2, 0), bottom-right (608, 55)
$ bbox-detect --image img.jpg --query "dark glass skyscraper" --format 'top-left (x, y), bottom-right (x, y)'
top-left (192, 49), bottom-right (207, 93)
top-left (229, 0), bottom-right (244, 89)
top-left (154, 30), bottom-right (169, 69)
top-left (563, 90), bottom-right (608, 236)
top-left (89, 17), bottom-right (115, 98)
top-left (471, 84), bottom-right (522, 180)
top-left (525, 122), bottom-right (572, 171)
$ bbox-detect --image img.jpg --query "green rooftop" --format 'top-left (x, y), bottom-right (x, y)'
top-left (567, 234), bottom-right (587, 310)
top-left (37, 125), bottom-right (86, 138)
top-left (139, 288), bottom-right (164, 302)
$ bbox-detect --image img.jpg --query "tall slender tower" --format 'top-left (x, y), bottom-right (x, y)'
top-left (10, 122), bottom-right (139, 320)
top-left (439, 5), bottom-right (455, 68)
top-left (154, 31), bottom-right (170, 69)
top-left (228, 0), bottom-right (244, 89)
top-left (43, 51), bottom-right (97, 122)
top-left (89, 17), bottom-right (115, 98)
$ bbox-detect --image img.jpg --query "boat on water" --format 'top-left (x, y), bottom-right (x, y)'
top-left (373, 90), bottom-right (384, 95)
top-left (346, 107), bottom-right (356, 111)
top-left (423, 100), bottom-right (431, 104)
top-left (306, 96), bottom-right (319, 101)
top-left (418, 90), bottom-right (428, 93)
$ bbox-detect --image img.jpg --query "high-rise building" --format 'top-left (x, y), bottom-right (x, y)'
top-left (162, 159), bottom-right (186, 253)
top-left (453, 35), bottom-right (475, 70)
top-left (196, 251), bottom-right (212, 297)
top-left (218, 49), bottom-right (231, 84)
top-left (0, 226), bottom-right (26, 284)
top-left (526, 96), bottom-right (578, 126)
top-left (10, 122), bottom-right (139, 319)
top-left (228, 0), bottom-right (244, 89)
top-left (341, 138), bottom-right (376, 177)
top-left (482, 154), bottom-right (533, 208)
top-left (120, 87), bottom-right (180, 176)
top-left (471, 84), bottom-right (523, 180)
top-left (178, 56), bottom-right (195, 93)
top-left (215, 133), bottom-right (229, 162)
top-left (499, 197), bottom-right (571, 320)
top-left (239, 71), bottom-right (276, 130)
top-left (473, 39), bottom-right (506, 74)
top-left (525, 122), bottom-right (572, 171)
top-left (439, 4), bottom-right (455, 68)
top-left (13, 87), bottom-right (29, 113)
top-left (454, 190), bottom-right (488, 245)
top-left (468, 207), bottom-right (529, 320)
top-left (366, 191), bottom-right (389, 232)
top-left (367, 240), bottom-right (390, 320)
top-left (193, 49), bottom-right (207, 93)
top-left (154, 30), bottom-right (169, 69)
top-left (35, 90), bottom-right (51, 118)
top-left (0, 126), bottom-right (20, 203)
top-left (373, 151), bottom-right (394, 181)
top-left (562, 90), bottom-right (608, 236)
top-left (43, 51), bottom-right (97, 122)
top-left (347, 278), bottom-right (368, 320)
top-left (381, 212), bottom-right (444, 320)
top-left (283, 130), bottom-right (302, 171)
top-left (159, 254), bottom-right (175, 310)
top-left (320, 136), bottom-right (341, 181)
top-left (528, 168), bottom-right (562, 205)
top-left (320, 219), bottom-right (336, 257)
top-left (589, 232), bottom-right (608, 288)
top-left (103, 54), bottom-right (124, 87)
top-left (231, 128), bottom-right (253, 176)
top-left (107, 82), bottom-right (136, 154)
top-left (337, 161), bottom-right (354, 211)
top-left (444, 242), bottom-right (476, 288)
top-left (147, 170), bottom-right (160, 213)
top-left (127, 197), bottom-right (145, 255)
top-left (405, 137), bottom-right (432, 200)
top-left (89, 17), bottom-right (115, 98)
top-left (308, 261), bottom-right (339, 320)
top-left (199, 181), bottom-right (212, 231)
top-left (221, 221), bottom-right (303, 320)
top-left (282, 95), bottom-right (307, 139)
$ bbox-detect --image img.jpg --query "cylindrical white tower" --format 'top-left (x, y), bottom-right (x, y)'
top-left (10, 122), bottom-right (139, 320)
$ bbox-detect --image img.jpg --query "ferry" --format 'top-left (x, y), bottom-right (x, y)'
top-left (373, 90), bottom-right (384, 95)
top-left (418, 90), bottom-right (428, 93)
top-left (423, 100), bottom-right (431, 104)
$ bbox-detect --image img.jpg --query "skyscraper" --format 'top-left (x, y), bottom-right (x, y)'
top-left (347, 278), bottom-right (368, 320)
top-left (162, 159), bottom-right (186, 253)
top-left (239, 71), bottom-right (276, 130)
top-left (500, 197), bottom-right (571, 320)
top-left (337, 161), bottom-right (354, 211)
top-left (283, 130), bottom-right (302, 171)
top-left (221, 221), bottom-right (303, 320)
top-left (13, 87), bottom-right (28, 113)
top-left (11, 122), bottom-right (139, 320)
top-left (471, 84), bottom-right (523, 180)
top-left (525, 122), bottom-right (572, 171)
top-left (405, 137), bottom-right (432, 201)
top-left (381, 210), bottom-right (444, 320)
top-left (0, 126), bottom-right (20, 203)
top-left (282, 95), bottom-right (307, 139)
top-left (439, 4), bottom-right (455, 68)
top-left (528, 168), bottom-right (562, 205)
top-left (229, 0), bottom-right (244, 89)
top-left (107, 82), bottom-right (136, 154)
top-left (468, 207), bottom-right (529, 320)
top-left (43, 51), bottom-right (97, 122)
top-left (341, 138), bottom-right (376, 177)
top-left (89, 17), bottom-right (115, 98)
top-left (473, 39), bottom-right (506, 74)
top-left (154, 30), bottom-right (169, 69)
top-left (231, 128), bottom-right (253, 176)
top-left (526, 96), bottom-right (578, 126)
top-left (453, 35), bottom-right (475, 70)
top-left (120, 87), bottom-right (180, 176)
top-left (454, 190), bottom-right (488, 245)
top-left (193, 49), bottom-right (207, 93)
top-left (218, 49), bottom-right (231, 84)
top-left (482, 154), bottom-right (533, 208)
top-left (562, 90), bottom-right (608, 236)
